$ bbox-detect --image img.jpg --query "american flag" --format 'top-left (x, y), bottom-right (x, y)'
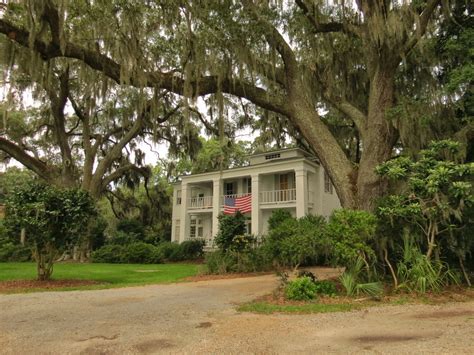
top-left (224, 194), bottom-right (252, 214)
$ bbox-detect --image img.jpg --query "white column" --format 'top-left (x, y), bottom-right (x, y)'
top-left (251, 174), bottom-right (261, 235)
top-left (171, 188), bottom-right (178, 242)
top-left (179, 183), bottom-right (189, 243)
top-left (212, 178), bottom-right (221, 237)
top-left (318, 168), bottom-right (325, 215)
top-left (295, 169), bottom-right (308, 218)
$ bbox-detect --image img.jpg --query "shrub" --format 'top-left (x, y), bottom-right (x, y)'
top-left (0, 242), bottom-right (31, 262)
top-left (339, 257), bottom-right (383, 297)
top-left (267, 209), bottom-right (293, 231)
top-left (263, 215), bottom-right (329, 269)
top-left (396, 237), bottom-right (459, 293)
top-left (156, 242), bottom-right (183, 261)
top-left (313, 280), bottom-right (338, 296)
top-left (297, 270), bottom-right (317, 282)
top-left (214, 212), bottom-right (246, 251)
top-left (109, 231), bottom-right (142, 246)
top-left (229, 234), bottom-right (255, 253)
top-left (241, 247), bottom-right (272, 272)
top-left (89, 216), bottom-right (107, 250)
top-left (116, 219), bottom-right (145, 240)
top-left (91, 244), bottom-right (127, 263)
top-left (126, 242), bottom-right (162, 264)
top-left (326, 209), bottom-right (377, 267)
top-left (376, 140), bottom-right (474, 261)
top-left (285, 276), bottom-right (318, 301)
top-left (179, 239), bottom-right (205, 260)
top-left (205, 250), bottom-right (238, 274)
top-left (205, 247), bottom-right (271, 274)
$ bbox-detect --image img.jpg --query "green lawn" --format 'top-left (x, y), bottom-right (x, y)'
top-left (0, 262), bottom-right (200, 293)
top-left (238, 301), bottom-right (358, 314)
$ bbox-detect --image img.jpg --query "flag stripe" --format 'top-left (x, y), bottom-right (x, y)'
top-left (224, 194), bottom-right (252, 214)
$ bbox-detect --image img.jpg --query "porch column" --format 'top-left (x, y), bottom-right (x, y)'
top-left (251, 174), bottom-right (261, 235)
top-left (212, 177), bottom-right (221, 237)
top-left (179, 182), bottom-right (189, 243)
top-left (295, 169), bottom-right (308, 218)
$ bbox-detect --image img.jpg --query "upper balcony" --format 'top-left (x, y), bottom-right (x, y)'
top-left (186, 188), bottom-right (301, 211)
top-left (188, 196), bottom-right (213, 210)
top-left (260, 188), bottom-right (296, 205)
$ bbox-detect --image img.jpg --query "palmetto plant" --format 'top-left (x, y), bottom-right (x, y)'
top-left (339, 257), bottom-right (383, 297)
top-left (396, 237), bottom-right (459, 293)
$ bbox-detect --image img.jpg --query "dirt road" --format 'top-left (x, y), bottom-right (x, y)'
top-left (1, 274), bottom-right (473, 354)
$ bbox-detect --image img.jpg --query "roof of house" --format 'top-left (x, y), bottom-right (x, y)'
top-left (172, 147), bottom-right (319, 184)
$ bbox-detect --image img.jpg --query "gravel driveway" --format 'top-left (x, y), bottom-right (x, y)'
top-left (1, 274), bottom-right (473, 354)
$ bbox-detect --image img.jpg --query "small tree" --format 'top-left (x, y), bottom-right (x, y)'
top-left (5, 182), bottom-right (96, 280)
top-left (214, 212), bottom-right (247, 251)
top-left (264, 215), bottom-right (329, 271)
top-left (267, 209), bottom-right (293, 232)
top-left (325, 209), bottom-right (377, 268)
top-left (377, 140), bottom-right (474, 262)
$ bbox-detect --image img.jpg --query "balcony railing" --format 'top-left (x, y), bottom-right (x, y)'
top-left (188, 196), bottom-right (213, 209)
top-left (260, 188), bottom-right (296, 204)
top-left (187, 189), bottom-right (297, 208)
top-left (221, 193), bottom-right (251, 206)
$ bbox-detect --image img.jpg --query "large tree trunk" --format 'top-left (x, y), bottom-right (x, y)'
top-left (356, 67), bottom-right (398, 210)
top-left (289, 96), bottom-right (357, 209)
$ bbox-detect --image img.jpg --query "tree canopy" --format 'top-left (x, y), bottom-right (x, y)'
top-left (0, 0), bottom-right (472, 210)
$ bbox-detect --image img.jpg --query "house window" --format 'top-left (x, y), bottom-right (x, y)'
top-left (189, 218), bottom-right (203, 238)
top-left (225, 182), bottom-right (235, 195)
top-left (265, 153), bottom-right (281, 160)
top-left (244, 177), bottom-right (252, 194)
top-left (190, 219), bottom-right (196, 238)
top-left (176, 190), bottom-right (182, 205)
top-left (324, 171), bottom-right (333, 194)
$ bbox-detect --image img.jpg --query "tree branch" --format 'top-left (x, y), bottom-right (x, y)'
top-left (323, 94), bottom-right (367, 137)
top-left (0, 18), bottom-right (290, 117)
top-left (101, 164), bottom-right (148, 189)
top-left (404, 0), bottom-right (442, 55)
top-left (0, 137), bottom-right (54, 181)
top-left (295, 0), bottom-right (360, 35)
top-left (242, 0), bottom-right (298, 73)
top-left (234, 44), bottom-right (287, 87)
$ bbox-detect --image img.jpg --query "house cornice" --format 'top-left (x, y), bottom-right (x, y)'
top-left (175, 157), bottom-right (320, 184)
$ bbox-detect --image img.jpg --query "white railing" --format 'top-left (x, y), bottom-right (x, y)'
top-left (260, 188), bottom-right (296, 204)
top-left (188, 196), bottom-right (213, 209)
top-left (221, 193), bottom-right (252, 206)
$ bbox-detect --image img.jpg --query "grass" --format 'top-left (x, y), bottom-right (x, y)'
top-left (238, 286), bottom-right (474, 315)
top-left (237, 301), bottom-right (357, 314)
top-left (0, 262), bottom-right (200, 293)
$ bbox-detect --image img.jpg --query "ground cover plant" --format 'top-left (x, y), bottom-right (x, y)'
top-left (0, 262), bottom-right (199, 293)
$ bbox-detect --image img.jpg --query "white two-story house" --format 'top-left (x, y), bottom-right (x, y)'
top-left (171, 148), bottom-right (341, 245)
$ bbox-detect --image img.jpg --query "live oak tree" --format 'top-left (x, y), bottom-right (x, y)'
top-left (0, 0), bottom-right (465, 210)
top-left (0, 61), bottom-right (203, 198)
